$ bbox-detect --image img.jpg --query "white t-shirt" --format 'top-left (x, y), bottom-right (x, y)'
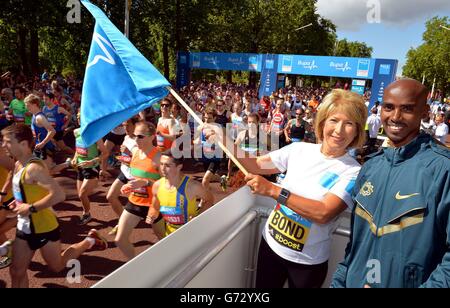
top-left (264, 142), bottom-right (360, 265)
top-left (434, 123), bottom-right (449, 144)
top-left (120, 136), bottom-right (137, 180)
top-left (366, 114), bottom-right (381, 138)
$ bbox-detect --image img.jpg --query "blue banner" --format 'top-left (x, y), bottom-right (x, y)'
top-left (369, 59), bottom-right (398, 112)
top-left (80, 0), bottom-right (169, 146)
top-left (176, 51), bottom-right (190, 89)
top-left (351, 79), bottom-right (366, 95)
top-left (258, 54), bottom-right (278, 98)
top-left (190, 52), bottom-right (261, 71)
top-left (277, 54), bottom-right (375, 79)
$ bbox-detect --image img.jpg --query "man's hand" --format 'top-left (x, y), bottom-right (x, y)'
top-left (34, 142), bottom-right (44, 150)
top-left (13, 202), bottom-right (31, 216)
top-left (128, 179), bottom-right (148, 189)
top-left (120, 184), bottom-right (132, 195)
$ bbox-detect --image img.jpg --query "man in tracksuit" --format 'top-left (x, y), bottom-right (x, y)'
top-left (331, 79), bottom-right (450, 288)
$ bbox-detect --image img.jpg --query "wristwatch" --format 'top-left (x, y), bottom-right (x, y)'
top-left (29, 204), bottom-right (38, 213)
top-left (276, 188), bottom-right (291, 205)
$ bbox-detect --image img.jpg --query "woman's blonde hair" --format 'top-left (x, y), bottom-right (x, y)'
top-left (314, 89), bottom-right (367, 149)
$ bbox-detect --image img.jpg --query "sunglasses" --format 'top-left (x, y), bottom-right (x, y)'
top-left (134, 134), bottom-right (151, 139)
top-left (161, 104), bottom-right (170, 108)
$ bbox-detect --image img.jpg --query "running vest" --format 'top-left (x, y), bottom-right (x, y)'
top-left (0, 165), bottom-right (13, 203)
top-left (75, 129), bottom-right (99, 168)
top-left (270, 111), bottom-right (285, 133)
top-left (289, 119), bottom-right (306, 142)
top-left (0, 108), bottom-right (8, 126)
top-left (240, 130), bottom-right (261, 154)
top-left (12, 158), bottom-right (59, 234)
top-left (215, 112), bottom-right (228, 128)
top-left (201, 129), bottom-right (220, 161)
top-left (157, 121), bottom-right (173, 150)
top-left (157, 176), bottom-right (197, 235)
top-left (128, 147), bottom-right (161, 206)
top-left (31, 112), bottom-right (55, 151)
top-left (42, 105), bottom-right (65, 131)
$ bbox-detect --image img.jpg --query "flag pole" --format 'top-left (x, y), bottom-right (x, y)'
top-left (167, 87), bottom-right (249, 177)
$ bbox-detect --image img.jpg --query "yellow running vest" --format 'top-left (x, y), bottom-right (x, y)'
top-left (157, 176), bottom-right (197, 236)
top-left (13, 158), bottom-right (59, 234)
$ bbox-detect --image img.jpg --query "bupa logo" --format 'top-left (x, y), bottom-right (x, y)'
top-left (299, 60), bottom-right (318, 71)
top-left (86, 32), bottom-right (117, 69)
top-left (330, 61), bottom-right (352, 72)
top-left (228, 57), bottom-right (245, 66)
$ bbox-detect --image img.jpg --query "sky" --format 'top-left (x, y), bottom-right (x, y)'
top-left (316, 0), bottom-right (450, 76)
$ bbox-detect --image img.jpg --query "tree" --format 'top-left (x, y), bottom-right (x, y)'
top-left (403, 16), bottom-right (450, 97)
top-left (334, 39), bottom-right (373, 58)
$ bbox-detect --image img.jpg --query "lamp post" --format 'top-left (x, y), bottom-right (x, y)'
top-left (287, 23), bottom-right (313, 51)
top-left (295, 23), bottom-right (313, 31)
top-left (124, 0), bottom-right (131, 38)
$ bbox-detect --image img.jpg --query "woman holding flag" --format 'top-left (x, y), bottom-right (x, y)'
top-left (205, 89), bottom-right (367, 288)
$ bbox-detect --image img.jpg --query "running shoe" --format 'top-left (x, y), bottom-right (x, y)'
top-left (0, 240), bottom-right (13, 269)
top-left (108, 225), bottom-right (119, 236)
top-left (87, 229), bottom-right (108, 251)
top-left (78, 213), bottom-right (92, 226)
top-left (220, 175), bottom-right (228, 192)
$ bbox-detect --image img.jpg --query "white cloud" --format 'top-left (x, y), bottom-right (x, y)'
top-left (316, 0), bottom-right (450, 31)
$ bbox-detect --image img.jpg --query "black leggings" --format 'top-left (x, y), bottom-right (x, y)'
top-left (255, 237), bottom-right (328, 288)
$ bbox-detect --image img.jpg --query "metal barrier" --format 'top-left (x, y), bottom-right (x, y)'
top-left (164, 206), bottom-right (350, 288)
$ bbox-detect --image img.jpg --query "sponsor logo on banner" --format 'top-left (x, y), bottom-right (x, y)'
top-left (227, 57), bottom-right (245, 67)
top-left (281, 56), bottom-right (293, 72)
top-left (265, 59), bottom-right (274, 69)
top-left (357, 59), bottom-right (370, 77)
top-left (379, 64), bottom-right (391, 75)
top-left (330, 61), bottom-right (352, 72)
top-left (179, 55), bottom-right (187, 64)
top-left (249, 56), bottom-right (258, 70)
top-left (298, 60), bottom-right (318, 71)
top-left (192, 54), bottom-right (200, 68)
top-left (204, 56), bottom-right (218, 65)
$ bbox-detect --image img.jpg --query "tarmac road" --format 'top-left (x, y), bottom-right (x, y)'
top-left (0, 159), bottom-right (236, 288)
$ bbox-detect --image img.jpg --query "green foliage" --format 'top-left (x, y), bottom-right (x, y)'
top-left (403, 16), bottom-right (450, 96)
top-left (0, 0), bottom-right (373, 84)
top-left (334, 39), bottom-right (373, 58)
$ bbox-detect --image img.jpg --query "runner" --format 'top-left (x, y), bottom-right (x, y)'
top-left (194, 109), bottom-right (223, 191)
top-left (0, 145), bottom-right (15, 269)
top-left (146, 150), bottom-right (214, 238)
top-left (156, 98), bottom-right (177, 151)
top-left (116, 121), bottom-right (161, 260)
top-left (25, 94), bottom-right (69, 175)
top-left (71, 112), bottom-right (110, 225)
top-left (106, 118), bottom-right (138, 235)
top-left (42, 91), bottom-right (73, 155)
top-left (1, 124), bottom-right (107, 288)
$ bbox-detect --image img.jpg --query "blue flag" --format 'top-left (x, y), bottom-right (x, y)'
top-left (80, 0), bottom-right (170, 146)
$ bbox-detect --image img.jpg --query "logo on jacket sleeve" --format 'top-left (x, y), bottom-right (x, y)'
top-left (360, 181), bottom-right (374, 197)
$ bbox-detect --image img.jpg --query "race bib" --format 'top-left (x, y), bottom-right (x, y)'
top-left (160, 205), bottom-right (185, 225)
top-left (267, 204), bottom-right (312, 252)
top-left (131, 186), bottom-right (149, 198)
top-left (76, 147), bottom-right (88, 156)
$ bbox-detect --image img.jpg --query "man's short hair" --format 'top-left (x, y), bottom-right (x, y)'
top-left (161, 150), bottom-right (183, 166)
top-left (1, 124), bottom-right (35, 150)
top-left (24, 94), bottom-right (41, 107)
